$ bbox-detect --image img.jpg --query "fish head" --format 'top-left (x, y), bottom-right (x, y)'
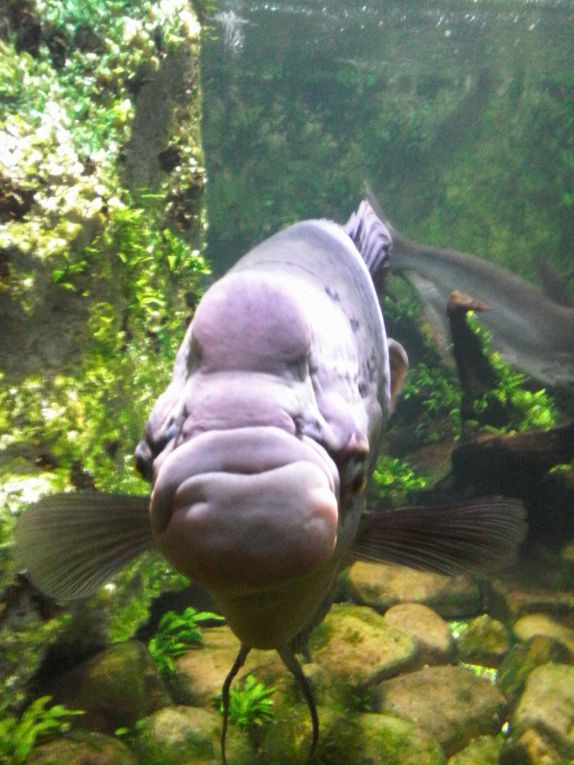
top-left (141, 270), bottom-right (367, 595)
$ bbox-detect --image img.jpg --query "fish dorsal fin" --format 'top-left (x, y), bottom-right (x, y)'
top-left (351, 496), bottom-right (527, 575)
top-left (344, 199), bottom-right (392, 290)
top-left (15, 492), bottom-right (154, 601)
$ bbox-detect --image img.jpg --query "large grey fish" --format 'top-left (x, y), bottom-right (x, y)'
top-left (380, 212), bottom-right (574, 386)
top-left (15, 201), bottom-right (526, 763)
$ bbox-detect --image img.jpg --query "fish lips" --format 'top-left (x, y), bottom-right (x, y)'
top-left (150, 427), bottom-right (340, 592)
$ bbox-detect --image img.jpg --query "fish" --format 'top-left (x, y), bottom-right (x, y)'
top-left (379, 208), bottom-right (574, 386)
top-left (15, 200), bottom-right (526, 763)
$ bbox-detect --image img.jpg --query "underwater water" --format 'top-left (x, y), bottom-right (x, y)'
top-left (203, 0), bottom-right (574, 281)
top-left (1, 0), bottom-right (574, 763)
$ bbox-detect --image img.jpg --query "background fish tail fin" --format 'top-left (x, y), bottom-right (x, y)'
top-left (14, 492), bottom-right (154, 601)
top-left (344, 198), bottom-right (392, 290)
top-left (279, 645), bottom-right (319, 765)
top-left (352, 496), bottom-right (527, 575)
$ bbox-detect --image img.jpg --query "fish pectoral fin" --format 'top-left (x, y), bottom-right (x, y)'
top-left (14, 492), bottom-right (154, 601)
top-left (351, 496), bottom-right (527, 575)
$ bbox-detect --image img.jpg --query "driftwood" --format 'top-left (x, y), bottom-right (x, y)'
top-left (446, 290), bottom-right (509, 429)
top-left (449, 421), bottom-right (574, 545)
top-left (452, 420), bottom-right (574, 495)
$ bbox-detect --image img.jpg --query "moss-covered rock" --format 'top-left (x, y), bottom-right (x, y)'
top-left (43, 641), bottom-right (170, 734)
top-left (500, 727), bottom-right (568, 765)
top-left (497, 635), bottom-right (572, 706)
top-left (511, 663), bottom-right (574, 760)
top-left (171, 625), bottom-right (284, 707)
top-left (383, 603), bottom-right (455, 666)
top-left (308, 603), bottom-right (418, 706)
top-left (512, 613), bottom-right (574, 657)
top-left (356, 713), bottom-right (447, 765)
top-left (171, 625), bottom-right (241, 706)
top-left (134, 705), bottom-right (254, 765)
top-left (258, 704), bottom-right (350, 765)
top-left (27, 731), bottom-right (137, 765)
top-left (456, 615), bottom-right (509, 668)
top-left (447, 735), bottom-right (501, 765)
top-left (376, 664), bottom-right (507, 756)
top-left (347, 562), bottom-right (482, 619)
top-left (488, 574), bottom-right (574, 623)
top-left (0, 0), bottom-right (207, 712)
top-left (258, 705), bottom-right (446, 765)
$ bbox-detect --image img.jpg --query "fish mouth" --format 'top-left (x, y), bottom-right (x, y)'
top-left (150, 427), bottom-right (340, 592)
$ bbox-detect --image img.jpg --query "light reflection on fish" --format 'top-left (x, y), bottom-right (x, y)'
top-left (16, 201), bottom-right (526, 763)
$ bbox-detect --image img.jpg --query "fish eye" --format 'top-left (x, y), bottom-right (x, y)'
top-left (343, 453), bottom-right (368, 495)
top-left (351, 470), bottom-right (367, 494)
top-left (134, 440), bottom-right (154, 480)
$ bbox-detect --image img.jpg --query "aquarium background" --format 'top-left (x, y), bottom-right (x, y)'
top-left (1, 0), bottom-right (574, 763)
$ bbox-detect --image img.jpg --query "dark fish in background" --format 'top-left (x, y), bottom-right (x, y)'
top-left (15, 201), bottom-right (526, 763)
top-left (388, 225), bottom-right (574, 386)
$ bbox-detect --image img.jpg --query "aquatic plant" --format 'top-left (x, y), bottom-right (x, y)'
top-left (371, 455), bottom-right (427, 506)
top-left (460, 663), bottom-right (498, 685)
top-left (400, 362), bottom-right (462, 444)
top-left (0, 695), bottom-right (84, 765)
top-left (218, 674), bottom-right (275, 731)
top-left (0, 0), bottom-right (207, 713)
top-left (467, 316), bottom-right (559, 433)
top-left (148, 607), bottom-right (224, 674)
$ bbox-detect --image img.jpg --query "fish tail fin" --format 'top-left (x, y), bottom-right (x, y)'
top-left (351, 496), bottom-right (527, 575)
top-left (14, 491), bottom-right (154, 601)
top-left (278, 645), bottom-right (319, 765)
top-left (344, 198), bottom-right (391, 290)
top-left (221, 644), bottom-right (251, 765)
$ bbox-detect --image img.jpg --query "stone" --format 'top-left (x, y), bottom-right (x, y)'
top-left (347, 562), bottom-right (482, 619)
top-left (308, 603), bottom-right (418, 705)
top-left (357, 713), bottom-right (447, 765)
top-left (456, 615), bottom-right (509, 668)
top-left (171, 625), bottom-right (283, 706)
top-left (511, 663), bottom-right (574, 760)
top-left (42, 641), bottom-right (171, 734)
top-left (383, 603), bottom-right (455, 665)
top-left (512, 613), bottom-right (574, 657)
top-left (27, 732), bottom-right (137, 764)
top-left (259, 705), bottom-right (446, 765)
top-left (258, 705), bottom-right (349, 765)
top-left (500, 727), bottom-right (568, 765)
top-left (134, 705), bottom-right (254, 765)
top-left (497, 635), bottom-right (572, 705)
top-left (447, 735), bottom-right (501, 765)
top-left (376, 664), bottom-right (507, 756)
top-left (487, 570), bottom-right (574, 623)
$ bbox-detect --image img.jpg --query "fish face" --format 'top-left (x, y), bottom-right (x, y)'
top-left (143, 270), bottom-right (367, 598)
top-left (149, 426), bottom-right (340, 594)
